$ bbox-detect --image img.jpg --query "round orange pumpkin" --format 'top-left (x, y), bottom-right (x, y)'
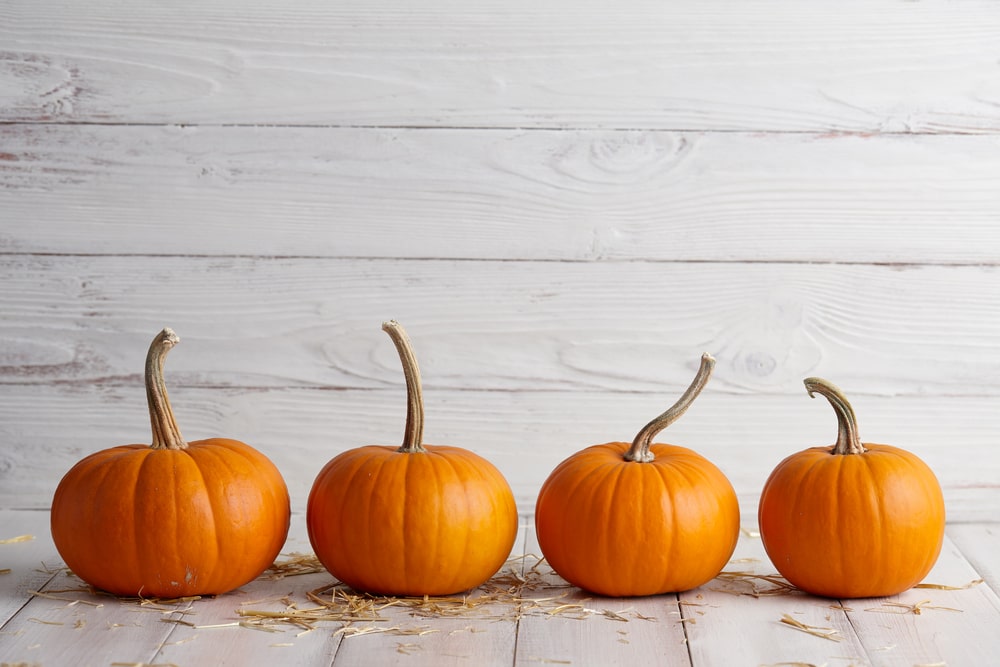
top-left (50, 328), bottom-right (291, 598)
top-left (535, 354), bottom-right (740, 597)
top-left (758, 377), bottom-right (945, 599)
top-left (306, 321), bottom-right (519, 596)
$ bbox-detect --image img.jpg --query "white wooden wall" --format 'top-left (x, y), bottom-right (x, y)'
top-left (3, 0), bottom-right (999, 521)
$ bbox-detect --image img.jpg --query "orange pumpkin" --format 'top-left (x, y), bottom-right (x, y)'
top-left (306, 321), bottom-right (518, 596)
top-left (535, 354), bottom-right (740, 597)
top-left (758, 377), bottom-right (945, 598)
top-left (50, 328), bottom-right (290, 597)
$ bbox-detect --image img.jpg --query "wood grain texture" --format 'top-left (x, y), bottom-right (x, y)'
top-left (841, 536), bottom-right (1000, 665)
top-left (517, 522), bottom-right (691, 666)
top-left (2, 256), bottom-right (999, 394)
top-left (3, 125), bottom-right (1000, 263)
top-left (685, 530), bottom-right (1000, 667)
top-left (3, 0), bottom-right (1000, 130)
top-left (3, 510), bottom-right (998, 666)
top-left (0, 510), bottom-right (59, 626)
top-left (3, 384), bottom-right (998, 520)
top-left (947, 524), bottom-right (1000, 596)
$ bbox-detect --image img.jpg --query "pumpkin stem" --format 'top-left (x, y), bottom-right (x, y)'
top-left (804, 377), bottom-right (866, 455)
top-left (146, 328), bottom-right (188, 450)
top-left (625, 353), bottom-right (716, 463)
top-left (382, 320), bottom-right (426, 453)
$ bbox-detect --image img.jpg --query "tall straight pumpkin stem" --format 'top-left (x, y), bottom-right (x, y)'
top-left (625, 353), bottom-right (716, 463)
top-left (804, 377), bottom-right (865, 455)
top-left (146, 328), bottom-right (188, 450)
top-left (382, 320), bottom-right (426, 453)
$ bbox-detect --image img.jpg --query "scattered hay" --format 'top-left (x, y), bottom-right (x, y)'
top-left (712, 571), bottom-right (800, 597)
top-left (236, 552), bottom-right (654, 636)
top-left (262, 553), bottom-right (326, 580)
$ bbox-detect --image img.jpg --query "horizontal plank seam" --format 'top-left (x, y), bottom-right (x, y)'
top-left (1, 252), bottom-right (997, 269)
top-left (4, 380), bottom-right (998, 399)
top-left (2, 120), bottom-right (999, 137)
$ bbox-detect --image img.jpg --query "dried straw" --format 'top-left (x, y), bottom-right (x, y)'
top-left (777, 613), bottom-right (842, 642)
top-left (915, 579), bottom-right (984, 590)
top-left (236, 552), bottom-right (656, 636)
top-left (865, 600), bottom-right (962, 615)
top-left (712, 571), bottom-right (800, 597)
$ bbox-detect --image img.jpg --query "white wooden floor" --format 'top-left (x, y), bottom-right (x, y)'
top-left (2, 509), bottom-right (998, 667)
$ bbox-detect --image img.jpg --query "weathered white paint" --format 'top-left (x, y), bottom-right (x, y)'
top-left (3, 384), bottom-right (998, 520)
top-left (3, 0), bottom-right (1000, 131)
top-left (3, 510), bottom-right (998, 666)
top-left (3, 126), bottom-right (1000, 262)
top-left (2, 4), bottom-right (1000, 663)
top-left (2, 256), bottom-right (999, 395)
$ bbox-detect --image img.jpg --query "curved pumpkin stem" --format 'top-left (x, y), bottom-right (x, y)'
top-left (382, 320), bottom-right (426, 453)
top-left (804, 377), bottom-right (865, 455)
top-left (146, 328), bottom-right (188, 450)
top-left (625, 353), bottom-right (716, 463)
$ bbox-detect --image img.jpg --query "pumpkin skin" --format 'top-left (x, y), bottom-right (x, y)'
top-left (308, 443), bottom-right (518, 596)
top-left (536, 441), bottom-right (739, 597)
top-left (50, 329), bottom-right (290, 598)
top-left (758, 378), bottom-right (945, 599)
top-left (535, 354), bottom-right (740, 597)
top-left (307, 321), bottom-right (518, 596)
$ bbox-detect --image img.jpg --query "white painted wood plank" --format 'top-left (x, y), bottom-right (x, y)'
top-left (947, 523), bottom-right (1000, 594)
top-left (0, 509), bottom-right (59, 626)
top-left (681, 529), bottom-right (870, 666)
top-left (4, 126), bottom-right (1000, 263)
top-left (841, 536), bottom-right (1000, 666)
top-left (2, 385), bottom-right (998, 521)
top-left (3, 256), bottom-right (1000, 397)
top-left (684, 529), bottom-right (1000, 666)
top-left (158, 517), bottom-right (529, 666)
top-left (151, 515), bottom-right (341, 666)
top-left (516, 523), bottom-right (691, 666)
top-left (3, 0), bottom-right (1000, 131)
top-left (0, 562), bottom-right (197, 666)
top-left (3, 510), bottom-right (999, 666)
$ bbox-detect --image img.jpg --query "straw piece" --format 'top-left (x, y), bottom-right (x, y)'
top-left (712, 571), bottom-right (800, 597)
top-left (865, 600), bottom-right (962, 615)
top-left (778, 614), bottom-right (842, 642)
top-left (28, 590), bottom-right (104, 608)
top-left (914, 579), bottom-right (984, 590)
top-left (0, 534), bottom-right (34, 544)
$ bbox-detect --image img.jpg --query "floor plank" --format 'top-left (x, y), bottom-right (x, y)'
top-left (516, 520), bottom-right (691, 666)
top-left (842, 535), bottom-right (1000, 666)
top-left (946, 523), bottom-right (1000, 594)
top-left (0, 510), bottom-right (60, 627)
top-left (681, 527), bottom-right (870, 666)
top-left (152, 519), bottom-right (341, 666)
top-left (2, 510), bottom-right (1000, 666)
top-left (0, 568), bottom-right (196, 666)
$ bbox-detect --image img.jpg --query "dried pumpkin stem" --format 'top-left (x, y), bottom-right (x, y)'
top-left (382, 320), bottom-right (426, 453)
top-left (145, 328), bottom-right (188, 450)
top-left (625, 353), bottom-right (716, 463)
top-left (804, 377), bottom-right (865, 455)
